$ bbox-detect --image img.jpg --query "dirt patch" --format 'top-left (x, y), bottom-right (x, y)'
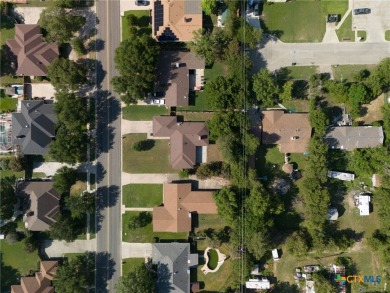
top-left (348, 239), bottom-right (363, 252)
top-left (355, 94), bottom-right (384, 124)
top-left (346, 190), bottom-right (357, 209)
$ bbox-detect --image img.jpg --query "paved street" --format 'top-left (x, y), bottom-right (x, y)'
top-left (95, 0), bottom-right (122, 291)
top-left (257, 40), bottom-right (390, 71)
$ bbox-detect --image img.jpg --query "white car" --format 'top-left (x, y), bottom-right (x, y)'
top-left (152, 99), bottom-right (165, 105)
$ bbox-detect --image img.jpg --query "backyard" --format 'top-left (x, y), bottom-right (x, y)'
top-left (122, 10), bottom-right (150, 40)
top-left (0, 97), bottom-right (18, 113)
top-left (122, 134), bottom-right (176, 173)
top-left (122, 184), bottom-right (163, 207)
top-left (122, 105), bottom-right (168, 121)
top-left (122, 212), bottom-right (188, 243)
top-left (261, 0), bottom-right (348, 42)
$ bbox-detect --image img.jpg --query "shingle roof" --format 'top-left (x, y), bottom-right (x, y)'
top-left (152, 243), bottom-right (198, 293)
top-left (152, 0), bottom-right (202, 42)
top-left (261, 110), bottom-right (312, 153)
top-left (324, 126), bottom-right (384, 150)
top-left (153, 183), bottom-right (217, 232)
top-left (21, 182), bottom-right (61, 231)
top-left (153, 116), bottom-right (209, 169)
top-left (12, 100), bottom-right (57, 155)
top-left (155, 50), bottom-right (205, 107)
top-left (6, 25), bottom-right (59, 76)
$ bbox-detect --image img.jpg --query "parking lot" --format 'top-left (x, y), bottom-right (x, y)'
top-left (352, 0), bottom-right (390, 42)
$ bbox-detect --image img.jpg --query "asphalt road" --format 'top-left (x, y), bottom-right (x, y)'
top-left (257, 40), bottom-right (390, 71)
top-left (95, 0), bottom-right (122, 292)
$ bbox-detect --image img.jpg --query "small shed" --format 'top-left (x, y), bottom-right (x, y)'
top-left (358, 195), bottom-right (371, 216)
top-left (272, 249), bottom-right (280, 261)
top-left (327, 208), bottom-right (339, 221)
top-left (372, 174), bottom-right (382, 188)
top-left (246, 278), bottom-right (271, 289)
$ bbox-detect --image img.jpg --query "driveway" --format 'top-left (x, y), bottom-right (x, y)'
top-left (256, 40), bottom-right (390, 71)
top-left (352, 0), bottom-right (390, 42)
top-left (121, 120), bottom-right (153, 135)
top-left (25, 83), bottom-right (56, 100)
top-left (120, 0), bottom-right (151, 15)
top-left (122, 242), bottom-right (152, 258)
top-left (41, 239), bottom-right (96, 258)
top-left (14, 7), bottom-right (44, 24)
top-left (33, 162), bottom-right (96, 176)
top-left (121, 172), bottom-right (179, 185)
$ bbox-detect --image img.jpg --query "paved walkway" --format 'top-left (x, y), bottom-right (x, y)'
top-left (121, 242), bottom-right (152, 258)
top-left (122, 172), bottom-right (180, 185)
top-left (42, 239), bottom-right (96, 258)
top-left (121, 120), bottom-right (153, 135)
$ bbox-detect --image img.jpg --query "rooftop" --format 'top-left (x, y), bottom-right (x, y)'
top-left (358, 194), bottom-right (370, 216)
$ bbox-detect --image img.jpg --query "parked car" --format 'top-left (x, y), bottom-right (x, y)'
top-left (152, 99), bottom-right (165, 105)
top-left (253, 4), bottom-right (259, 16)
top-left (353, 8), bottom-right (371, 15)
top-left (135, 0), bottom-right (149, 6)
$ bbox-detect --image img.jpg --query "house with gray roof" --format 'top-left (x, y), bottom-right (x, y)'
top-left (12, 100), bottom-right (57, 155)
top-left (19, 181), bottom-right (61, 231)
top-left (152, 243), bottom-right (198, 293)
top-left (324, 126), bottom-right (384, 150)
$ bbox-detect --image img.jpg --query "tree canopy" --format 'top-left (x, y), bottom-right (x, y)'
top-left (201, 0), bottom-right (217, 15)
top-left (115, 261), bottom-right (156, 293)
top-left (39, 6), bottom-right (85, 44)
top-left (367, 57), bottom-right (390, 96)
top-left (66, 192), bottom-right (95, 218)
top-left (53, 167), bottom-right (78, 194)
top-left (50, 213), bottom-right (84, 242)
top-left (112, 35), bottom-right (159, 104)
top-left (47, 58), bottom-right (87, 92)
top-left (0, 176), bottom-right (17, 220)
top-left (253, 69), bottom-right (278, 107)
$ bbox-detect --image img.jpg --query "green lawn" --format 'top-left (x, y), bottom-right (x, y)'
top-left (0, 97), bottom-right (17, 113)
top-left (283, 66), bottom-right (318, 80)
top-left (386, 30), bottom-right (390, 41)
top-left (0, 241), bottom-right (40, 291)
top-left (357, 31), bottom-right (366, 41)
top-left (122, 258), bottom-right (145, 275)
top-left (336, 12), bottom-right (355, 42)
top-left (122, 184), bottom-right (163, 207)
top-left (0, 14), bottom-right (15, 46)
top-left (0, 170), bottom-right (25, 179)
top-left (122, 212), bottom-right (188, 243)
top-left (176, 111), bottom-right (213, 122)
top-left (122, 105), bottom-right (168, 121)
top-left (332, 64), bottom-right (377, 82)
top-left (262, 0), bottom-right (348, 43)
top-left (122, 10), bottom-right (151, 40)
top-left (122, 134), bottom-right (175, 173)
top-left (0, 76), bottom-right (24, 86)
top-left (181, 61), bottom-right (227, 111)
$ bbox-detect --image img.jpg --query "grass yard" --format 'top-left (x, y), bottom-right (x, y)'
top-left (122, 258), bottom-right (145, 275)
top-left (0, 170), bottom-right (25, 179)
top-left (283, 66), bottom-right (318, 80)
top-left (177, 111), bottom-right (213, 122)
top-left (0, 75), bottom-right (24, 86)
top-left (207, 142), bottom-right (224, 162)
top-left (332, 64), bottom-right (377, 82)
top-left (357, 31), bottom-right (366, 41)
top-left (255, 145), bottom-right (285, 178)
top-left (122, 10), bottom-right (151, 40)
top-left (122, 212), bottom-right (188, 243)
top-left (122, 184), bottom-right (163, 207)
top-left (122, 105), bottom-right (168, 121)
top-left (262, 0), bottom-right (348, 43)
top-left (0, 14), bottom-right (15, 46)
top-left (386, 30), bottom-right (390, 41)
top-left (0, 241), bottom-right (40, 290)
top-left (122, 134), bottom-right (175, 173)
top-left (336, 12), bottom-right (355, 42)
top-left (0, 98), bottom-right (18, 113)
top-left (282, 99), bottom-right (310, 112)
top-left (70, 180), bottom-right (87, 196)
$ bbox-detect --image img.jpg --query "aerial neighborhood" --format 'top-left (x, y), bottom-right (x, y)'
top-left (1, 0), bottom-right (390, 292)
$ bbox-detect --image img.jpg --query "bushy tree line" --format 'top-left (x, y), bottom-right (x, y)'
top-left (47, 58), bottom-right (87, 93)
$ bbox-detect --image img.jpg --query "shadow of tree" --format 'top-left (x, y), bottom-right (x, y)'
top-left (0, 253), bottom-right (20, 292)
top-left (95, 251), bottom-right (116, 293)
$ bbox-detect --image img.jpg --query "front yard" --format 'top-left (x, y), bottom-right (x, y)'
top-left (122, 134), bottom-right (176, 173)
top-left (122, 105), bottom-right (168, 121)
top-left (122, 212), bottom-right (188, 243)
top-left (122, 10), bottom-right (151, 40)
top-left (122, 258), bottom-right (145, 275)
top-left (122, 184), bottom-right (163, 207)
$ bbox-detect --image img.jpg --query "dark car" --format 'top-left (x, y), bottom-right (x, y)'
top-left (353, 8), bottom-right (371, 15)
top-left (135, 0), bottom-right (149, 6)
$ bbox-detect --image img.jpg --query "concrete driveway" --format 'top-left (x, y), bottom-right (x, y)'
top-left (121, 172), bottom-right (179, 184)
top-left (14, 7), bottom-right (44, 24)
top-left (121, 120), bottom-right (153, 135)
top-left (25, 83), bottom-right (56, 100)
top-left (352, 0), bottom-right (390, 42)
top-left (256, 40), bottom-right (390, 71)
top-left (120, 0), bottom-right (151, 15)
top-left (42, 239), bottom-right (96, 258)
top-left (122, 242), bottom-right (152, 258)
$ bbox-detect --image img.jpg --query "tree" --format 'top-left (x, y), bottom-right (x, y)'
top-left (5, 231), bottom-right (20, 244)
top-left (206, 76), bottom-right (244, 110)
top-left (23, 231), bottom-right (40, 253)
top-left (55, 93), bottom-right (89, 130)
top-left (253, 69), bottom-right (278, 107)
top-left (8, 155), bottom-right (25, 172)
top-left (128, 212), bottom-right (152, 230)
top-left (112, 35), bottom-right (159, 103)
top-left (285, 231), bottom-right (311, 256)
top-left (382, 104), bottom-right (390, 144)
top-left (213, 187), bottom-right (239, 227)
top-left (47, 58), bottom-right (87, 92)
top-left (280, 80), bottom-right (294, 103)
top-left (196, 161), bottom-right (224, 179)
top-left (367, 57), bottom-right (390, 96)
top-left (66, 192), bottom-right (95, 218)
top-left (348, 83), bottom-right (370, 107)
top-left (126, 13), bottom-right (137, 26)
top-left (309, 108), bottom-right (328, 138)
top-left (0, 176), bottom-right (17, 220)
top-left (38, 6), bottom-right (85, 43)
top-left (324, 80), bottom-right (349, 104)
top-left (246, 230), bottom-right (269, 260)
top-left (71, 38), bottom-right (86, 56)
top-left (50, 214), bottom-right (84, 242)
top-left (352, 69), bottom-right (370, 82)
top-left (201, 0), bottom-right (217, 15)
top-left (312, 270), bottom-right (338, 293)
top-left (115, 261), bottom-right (156, 293)
top-left (53, 254), bottom-right (94, 293)
top-left (237, 21), bottom-right (262, 49)
top-left (53, 166), bottom-right (78, 194)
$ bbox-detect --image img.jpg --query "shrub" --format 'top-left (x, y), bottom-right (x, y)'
top-left (178, 169), bottom-right (190, 179)
top-left (196, 161), bottom-right (224, 179)
top-left (128, 212), bottom-right (152, 230)
top-left (0, 158), bottom-right (10, 170)
top-left (285, 231), bottom-right (311, 256)
top-left (71, 38), bottom-right (86, 56)
top-left (133, 140), bottom-right (155, 151)
top-left (24, 231), bottom-right (40, 253)
top-left (8, 155), bottom-right (25, 172)
top-left (5, 231), bottom-right (19, 244)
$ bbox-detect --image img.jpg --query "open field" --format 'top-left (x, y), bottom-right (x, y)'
top-left (122, 258), bottom-right (145, 275)
top-left (262, 0), bottom-right (348, 43)
top-left (122, 134), bottom-right (175, 173)
top-left (122, 10), bottom-right (151, 40)
top-left (122, 212), bottom-right (188, 243)
top-left (122, 105), bottom-right (168, 121)
top-left (122, 184), bottom-right (163, 207)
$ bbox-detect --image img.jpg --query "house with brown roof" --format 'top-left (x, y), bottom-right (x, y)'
top-left (261, 110), bottom-right (312, 153)
top-left (152, 116), bottom-right (209, 169)
top-left (153, 182), bottom-right (217, 232)
top-left (6, 24), bottom-right (59, 76)
top-left (19, 182), bottom-right (61, 231)
top-left (155, 50), bottom-right (205, 107)
top-left (11, 260), bottom-right (58, 293)
top-left (152, 0), bottom-right (202, 42)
